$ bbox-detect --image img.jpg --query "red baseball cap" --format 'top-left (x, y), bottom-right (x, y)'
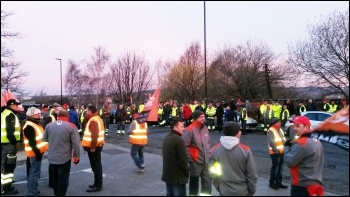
top-left (290, 116), bottom-right (311, 126)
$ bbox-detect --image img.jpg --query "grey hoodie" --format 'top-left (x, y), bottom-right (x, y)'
top-left (209, 136), bottom-right (258, 196)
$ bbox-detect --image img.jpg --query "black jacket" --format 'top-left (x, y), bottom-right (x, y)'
top-left (2, 106), bottom-right (20, 145)
top-left (161, 130), bottom-right (189, 185)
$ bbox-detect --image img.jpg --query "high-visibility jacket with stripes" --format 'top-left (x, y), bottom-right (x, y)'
top-left (240, 108), bottom-right (248, 121)
top-left (329, 104), bottom-right (338, 113)
top-left (49, 115), bottom-right (56, 122)
top-left (268, 127), bottom-right (286, 154)
top-left (299, 104), bottom-right (306, 113)
top-left (259, 104), bottom-right (267, 115)
top-left (138, 104), bottom-right (145, 113)
top-left (323, 103), bottom-right (331, 112)
top-left (81, 116), bottom-right (105, 148)
top-left (158, 107), bottom-right (163, 115)
top-left (1, 109), bottom-right (21, 143)
top-left (129, 120), bottom-right (148, 145)
top-left (79, 109), bottom-right (86, 123)
top-left (23, 121), bottom-right (48, 157)
top-left (281, 109), bottom-right (290, 120)
top-left (206, 107), bottom-right (216, 119)
top-left (171, 107), bottom-right (178, 117)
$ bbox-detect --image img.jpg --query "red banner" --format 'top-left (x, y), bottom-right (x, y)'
top-left (311, 106), bottom-right (349, 151)
top-left (137, 86), bottom-right (160, 123)
top-left (1, 90), bottom-right (24, 111)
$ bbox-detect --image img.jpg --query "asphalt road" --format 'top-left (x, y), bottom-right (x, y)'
top-left (106, 123), bottom-right (349, 196)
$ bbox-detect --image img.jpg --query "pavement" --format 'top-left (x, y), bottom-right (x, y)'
top-left (5, 142), bottom-right (340, 196)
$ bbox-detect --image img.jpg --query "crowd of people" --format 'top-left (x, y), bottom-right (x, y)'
top-left (1, 97), bottom-right (348, 196)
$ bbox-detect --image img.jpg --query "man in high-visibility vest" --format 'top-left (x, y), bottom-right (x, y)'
top-left (266, 118), bottom-right (288, 190)
top-left (323, 98), bottom-right (331, 112)
top-left (205, 102), bottom-right (216, 132)
top-left (1, 99), bottom-right (22, 195)
top-left (281, 105), bottom-right (290, 127)
top-left (240, 104), bottom-right (248, 135)
top-left (127, 113), bottom-right (148, 172)
top-left (81, 105), bottom-right (105, 192)
top-left (262, 104), bottom-right (274, 135)
top-left (22, 107), bottom-right (48, 196)
top-left (328, 101), bottom-right (338, 113)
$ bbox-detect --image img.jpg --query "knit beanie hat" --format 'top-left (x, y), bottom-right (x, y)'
top-left (192, 110), bottom-right (204, 120)
top-left (223, 121), bottom-right (241, 136)
top-left (269, 118), bottom-right (281, 127)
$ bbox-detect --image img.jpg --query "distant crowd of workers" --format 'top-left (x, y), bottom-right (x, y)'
top-left (41, 97), bottom-right (349, 138)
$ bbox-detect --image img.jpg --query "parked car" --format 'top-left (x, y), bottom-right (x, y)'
top-left (284, 111), bottom-right (333, 139)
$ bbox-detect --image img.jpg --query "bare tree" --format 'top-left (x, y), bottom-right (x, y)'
top-left (84, 46), bottom-right (110, 108)
top-left (288, 8), bottom-right (349, 98)
top-left (159, 42), bottom-right (204, 102)
top-left (107, 51), bottom-right (152, 104)
top-left (1, 10), bottom-right (28, 93)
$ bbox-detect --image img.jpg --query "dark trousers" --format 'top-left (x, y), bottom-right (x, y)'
top-left (184, 118), bottom-right (191, 127)
top-left (1, 144), bottom-right (17, 191)
top-left (49, 160), bottom-right (71, 196)
top-left (166, 182), bottom-right (186, 196)
top-left (241, 120), bottom-right (247, 134)
top-left (270, 153), bottom-right (284, 185)
top-left (87, 147), bottom-right (103, 188)
top-left (216, 117), bottom-right (223, 131)
top-left (103, 118), bottom-right (110, 130)
top-left (291, 185), bottom-right (308, 196)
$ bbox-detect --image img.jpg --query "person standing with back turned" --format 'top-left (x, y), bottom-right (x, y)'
top-left (81, 105), bottom-right (105, 192)
top-left (209, 121), bottom-right (257, 196)
top-left (161, 118), bottom-right (189, 196)
top-left (43, 110), bottom-right (80, 196)
top-left (182, 110), bottom-right (212, 196)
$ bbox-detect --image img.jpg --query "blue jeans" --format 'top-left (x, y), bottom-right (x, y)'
top-left (27, 156), bottom-right (41, 196)
top-left (49, 160), bottom-right (71, 196)
top-left (166, 182), bottom-right (186, 196)
top-left (131, 144), bottom-right (144, 168)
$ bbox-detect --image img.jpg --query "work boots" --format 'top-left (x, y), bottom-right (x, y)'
top-left (269, 180), bottom-right (279, 190)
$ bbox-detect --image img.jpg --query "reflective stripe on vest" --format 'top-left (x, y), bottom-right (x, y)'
top-left (281, 109), bottom-right (290, 120)
top-left (81, 116), bottom-right (105, 147)
top-left (299, 105), bottom-right (306, 113)
top-left (1, 109), bottom-right (21, 143)
top-left (23, 121), bottom-right (48, 157)
top-left (268, 127), bottom-right (286, 154)
top-left (49, 115), bottom-right (56, 122)
top-left (129, 120), bottom-right (148, 145)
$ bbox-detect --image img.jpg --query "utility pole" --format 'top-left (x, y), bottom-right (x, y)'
top-left (265, 64), bottom-right (273, 99)
top-left (204, 1), bottom-right (207, 105)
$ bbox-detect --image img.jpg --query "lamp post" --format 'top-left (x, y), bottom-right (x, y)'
top-left (264, 64), bottom-right (273, 99)
top-left (204, 1), bottom-right (207, 105)
top-left (55, 58), bottom-right (63, 105)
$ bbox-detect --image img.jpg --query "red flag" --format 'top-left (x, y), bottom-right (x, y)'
top-left (311, 106), bottom-right (349, 151)
top-left (137, 86), bottom-right (160, 123)
top-left (1, 90), bottom-right (24, 111)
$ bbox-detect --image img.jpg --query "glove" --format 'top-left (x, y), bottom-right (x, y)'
top-left (73, 157), bottom-right (79, 165)
top-left (284, 139), bottom-right (293, 147)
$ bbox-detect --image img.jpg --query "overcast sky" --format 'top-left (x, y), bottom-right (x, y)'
top-left (1, 1), bottom-right (348, 96)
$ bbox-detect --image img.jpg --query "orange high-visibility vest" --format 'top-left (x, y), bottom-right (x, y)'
top-left (129, 120), bottom-right (148, 145)
top-left (23, 121), bottom-right (48, 157)
top-left (268, 127), bottom-right (286, 154)
top-left (81, 116), bottom-right (105, 147)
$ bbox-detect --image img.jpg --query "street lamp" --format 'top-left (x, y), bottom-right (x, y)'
top-left (204, 1), bottom-right (207, 105)
top-left (264, 64), bottom-right (273, 99)
top-left (55, 58), bottom-right (63, 105)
